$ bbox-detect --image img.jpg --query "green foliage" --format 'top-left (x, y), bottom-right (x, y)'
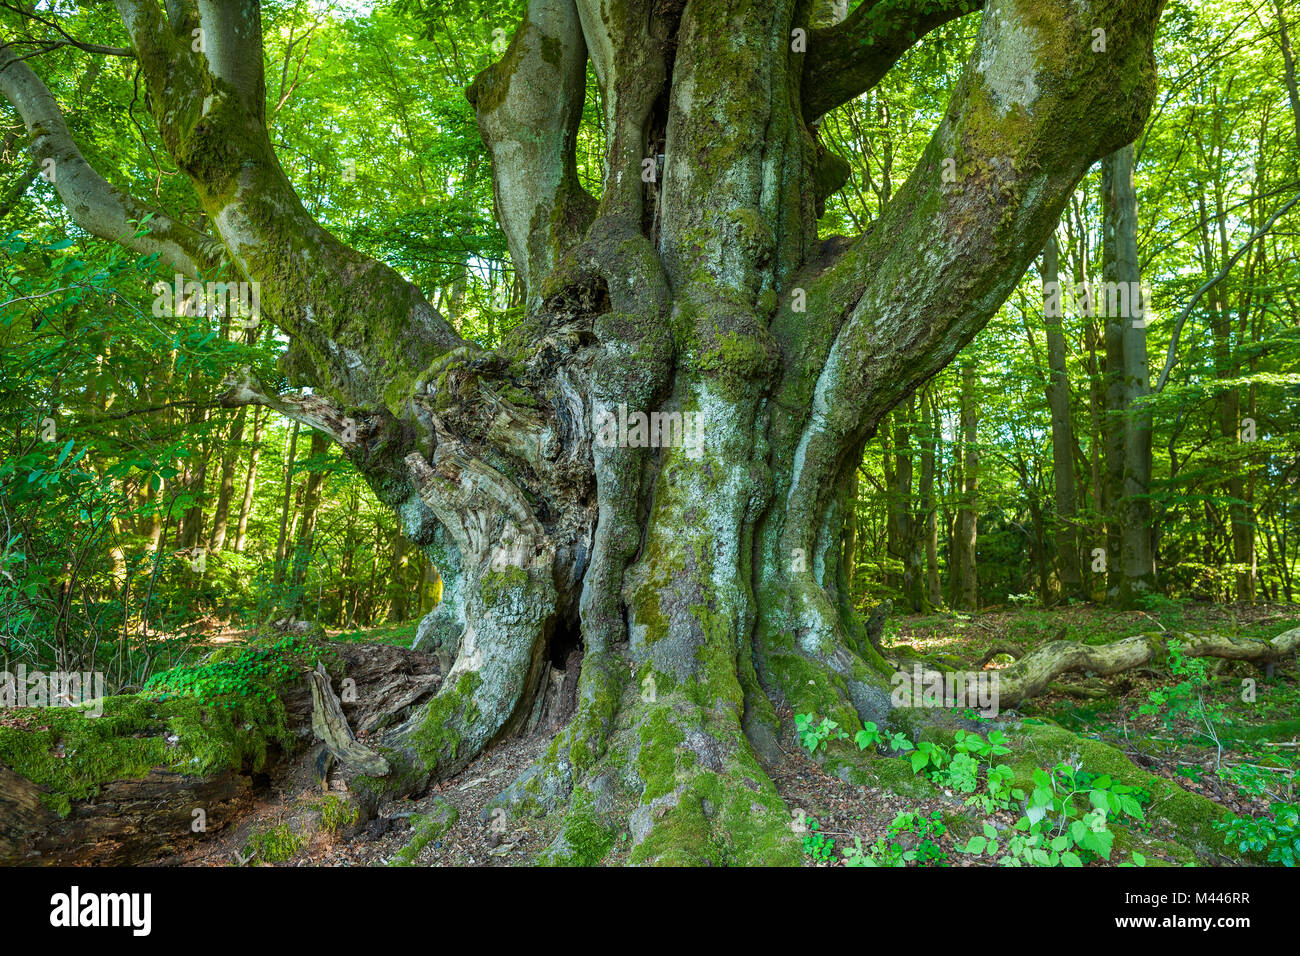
top-left (317, 795), bottom-right (360, 835)
top-left (1138, 638), bottom-right (1228, 755)
top-left (243, 824), bottom-right (303, 864)
top-left (794, 713), bottom-right (849, 755)
top-left (1216, 758), bottom-right (1299, 865)
top-left (958, 762), bottom-right (1151, 867)
top-left (843, 810), bottom-right (950, 867)
top-left (1217, 803), bottom-right (1300, 866)
top-left (144, 634), bottom-right (333, 706)
top-left (801, 817), bottom-right (836, 863)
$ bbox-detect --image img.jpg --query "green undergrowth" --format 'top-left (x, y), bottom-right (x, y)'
top-left (144, 633), bottom-right (337, 702)
top-left (243, 824), bottom-right (304, 864)
top-left (793, 709), bottom-right (1257, 866)
top-left (332, 620), bottom-right (419, 646)
top-left (318, 794), bottom-right (361, 834)
top-left (0, 634), bottom-right (326, 815)
top-left (389, 799), bottom-right (458, 866)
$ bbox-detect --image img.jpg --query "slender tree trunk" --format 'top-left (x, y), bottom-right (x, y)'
top-left (234, 406), bottom-right (265, 553)
top-left (289, 431), bottom-right (329, 608)
top-left (273, 421), bottom-right (301, 588)
top-left (1101, 143), bottom-right (1155, 607)
top-left (207, 406), bottom-right (246, 553)
top-left (920, 389), bottom-right (942, 608)
top-left (952, 363), bottom-right (980, 609)
top-left (1041, 235), bottom-right (1085, 600)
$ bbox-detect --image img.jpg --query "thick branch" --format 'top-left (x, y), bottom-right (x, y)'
top-left (801, 0), bottom-right (982, 121)
top-left (783, 0), bottom-right (1164, 556)
top-left (0, 42), bottom-right (222, 276)
top-left (468, 0), bottom-right (595, 309)
top-left (111, 0), bottom-right (463, 408)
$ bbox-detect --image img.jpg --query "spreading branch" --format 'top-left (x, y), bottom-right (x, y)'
top-left (990, 627), bottom-right (1300, 704)
top-left (801, 0), bottom-right (982, 121)
top-left (0, 41), bottom-right (223, 276)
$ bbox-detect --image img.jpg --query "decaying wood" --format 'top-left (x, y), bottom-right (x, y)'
top-left (990, 627), bottom-right (1300, 704)
top-left (0, 640), bottom-right (442, 866)
top-left (310, 663), bottom-right (390, 776)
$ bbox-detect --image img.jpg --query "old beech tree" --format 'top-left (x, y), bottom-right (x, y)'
top-left (5, 0), bottom-right (1189, 862)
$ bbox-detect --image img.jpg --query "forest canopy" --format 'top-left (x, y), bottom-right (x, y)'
top-left (0, 0), bottom-right (1297, 873)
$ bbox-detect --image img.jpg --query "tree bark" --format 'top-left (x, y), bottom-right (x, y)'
top-left (1041, 235), bottom-right (1085, 600)
top-left (7, 0), bottom-right (1169, 864)
top-left (1101, 143), bottom-right (1155, 607)
top-left (953, 362), bottom-right (980, 609)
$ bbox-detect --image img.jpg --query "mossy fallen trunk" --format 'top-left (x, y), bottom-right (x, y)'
top-left (0, 638), bottom-right (442, 865)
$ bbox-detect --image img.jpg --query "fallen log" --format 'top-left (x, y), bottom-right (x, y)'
top-left (988, 627), bottom-right (1300, 705)
top-left (0, 639), bottom-right (441, 866)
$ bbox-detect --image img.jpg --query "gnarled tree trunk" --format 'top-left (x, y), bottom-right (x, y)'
top-left (3, 0), bottom-right (1167, 864)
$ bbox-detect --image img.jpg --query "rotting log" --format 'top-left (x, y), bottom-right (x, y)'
top-left (0, 640), bottom-right (441, 866)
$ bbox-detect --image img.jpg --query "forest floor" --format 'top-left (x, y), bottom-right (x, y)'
top-left (170, 601), bottom-right (1300, 867)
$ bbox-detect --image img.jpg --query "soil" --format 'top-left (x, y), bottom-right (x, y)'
top-left (166, 603), bottom-right (1299, 867)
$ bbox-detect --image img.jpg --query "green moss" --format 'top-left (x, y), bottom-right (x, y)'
top-left (539, 790), bottom-right (616, 866)
top-left (565, 655), bottom-right (626, 777)
top-left (244, 824), bottom-right (303, 864)
top-left (766, 652), bottom-right (858, 731)
top-left (636, 709), bottom-right (687, 803)
top-left (389, 799), bottom-right (458, 866)
top-left (318, 794), bottom-right (360, 834)
top-left (480, 566), bottom-right (529, 606)
top-left (629, 767), bottom-right (801, 867)
top-left (412, 671), bottom-right (483, 769)
top-left (0, 686), bottom-right (291, 816)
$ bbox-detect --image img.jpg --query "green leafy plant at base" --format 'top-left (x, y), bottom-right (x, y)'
top-left (1138, 638), bottom-right (1227, 762)
top-left (958, 763), bottom-right (1150, 867)
top-left (318, 795), bottom-right (360, 834)
top-left (243, 824), bottom-right (303, 864)
top-left (1216, 760), bottom-right (1299, 865)
top-left (1217, 803), bottom-right (1299, 866)
top-left (801, 817), bottom-right (836, 862)
top-left (794, 713), bottom-right (849, 755)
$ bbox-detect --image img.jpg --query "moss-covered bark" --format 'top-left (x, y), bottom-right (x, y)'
top-left (16, 0), bottom-right (1179, 865)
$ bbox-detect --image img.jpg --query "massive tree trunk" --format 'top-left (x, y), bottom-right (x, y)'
top-left (5, 0), bottom-right (1167, 864)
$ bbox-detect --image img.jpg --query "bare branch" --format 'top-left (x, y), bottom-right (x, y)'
top-left (0, 42), bottom-right (222, 276)
top-left (801, 0), bottom-right (982, 122)
top-left (1154, 191), bottom-right (1300, 393)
